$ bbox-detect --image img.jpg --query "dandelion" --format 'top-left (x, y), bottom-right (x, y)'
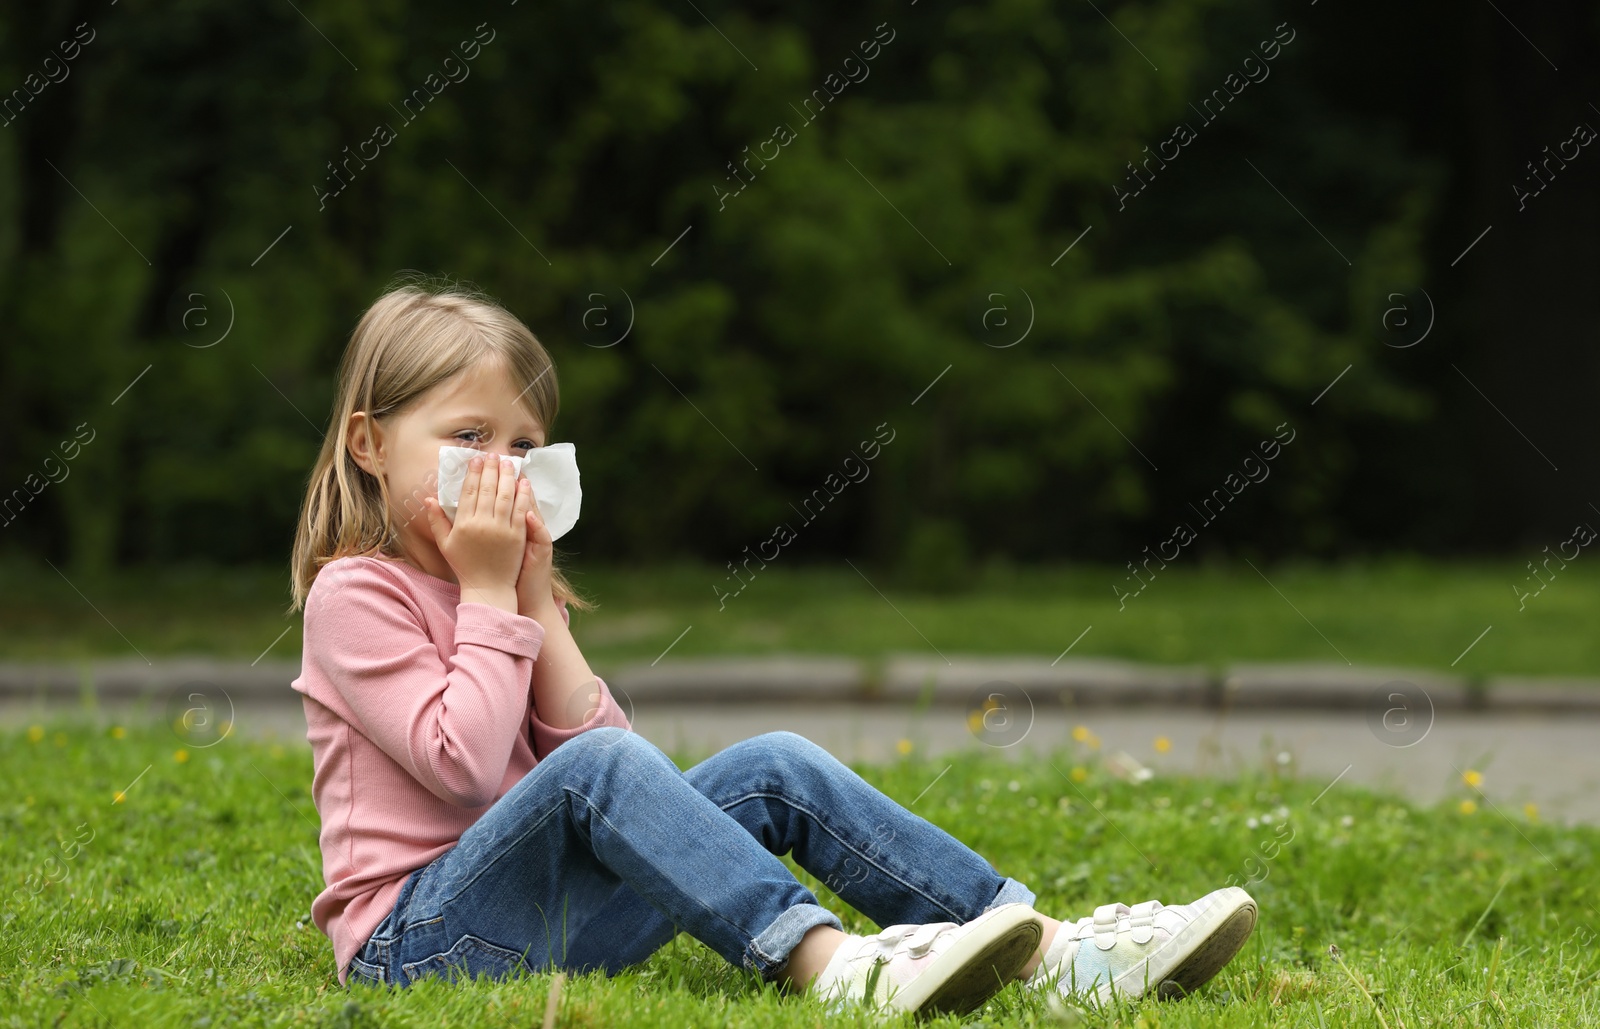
top-left (1007, 780), bottom-right (1021, 792)
top-left (269, 744), bottom-right (286, 759)
top-left (110, 726), bottom-right (126, 740)
top-left (1276, 751), bottom-right (1292, 766)
top-left (1340, 814), bottom-right (1354, 828)
top-left (1524, 802), bottom-right (1539, 823)
top-left (53, 732), bottom-right (67, 747)
top-left (1458, 799), bottom-right (1478, 815)
top-left (1086, 732), bottom-right (1101, 750)
top-left (966, 711), bottom-right (985, 733)
top-left (1071, 725), bottom-right (1091, 743)
top-left (1247, 817), bottom-right (1260, 829)
top-left (174, 748), bottom-right (190, 764)
top-left (1070, 766), bottom-right (1089, 784)
top-left (113, 791), bottom-right (126, 804)
top-left (27, 725), bottom-right (44, 743)
top-left (1154, 736), bottom-right (1172, 754)
top-left (1462, 769), bottom-right (1484, 789)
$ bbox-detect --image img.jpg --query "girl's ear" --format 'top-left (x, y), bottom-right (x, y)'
top-left (347, 411), bottom-right (386, 476)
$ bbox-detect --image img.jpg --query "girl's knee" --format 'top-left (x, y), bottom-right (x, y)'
top-left (746, 730), bottom-right (832, 768)
top-left (562, 725), bottom-right (664, 765)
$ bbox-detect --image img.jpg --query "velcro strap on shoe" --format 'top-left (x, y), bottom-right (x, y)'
top-left (1092, 903), bottom-right (1130, 950)
top-left (898, 923), bottom-right (944, 958)
top-left (1128, 899), bottom-right (1163, 944)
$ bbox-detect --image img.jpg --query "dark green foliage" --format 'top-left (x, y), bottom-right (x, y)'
top-left (0, 0), bottom-right (1593, 581)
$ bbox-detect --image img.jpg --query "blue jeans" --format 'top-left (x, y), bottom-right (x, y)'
top-left (344, 728), bottom-right (1036, 988)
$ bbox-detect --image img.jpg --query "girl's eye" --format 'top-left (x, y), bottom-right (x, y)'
top-left (455, 431), bottom-right (538, 450)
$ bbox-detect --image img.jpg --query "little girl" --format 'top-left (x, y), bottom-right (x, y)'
top-left (287, 275), bottom-right (1259, 1019)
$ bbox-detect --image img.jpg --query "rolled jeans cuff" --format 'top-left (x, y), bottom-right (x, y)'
top-left (745, 901), bottom-right (844, 980)
top-left (984, 876), bottom-right (1037, 912)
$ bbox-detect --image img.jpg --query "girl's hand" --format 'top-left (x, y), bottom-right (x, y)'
top-left (422, 454), bottom-right (534, 609)
top-left (515, 483), bottom-right (556, 622)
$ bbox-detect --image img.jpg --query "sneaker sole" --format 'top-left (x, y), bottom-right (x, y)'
top-left (890, 903), bottom-right (1043, 1020)
top-left (1108, 886), bottom-right (1258, 1002)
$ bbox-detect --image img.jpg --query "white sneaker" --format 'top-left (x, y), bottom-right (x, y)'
top-left (810, 902), bottom-right (1043, 1020)
top-left (1029, 886), bottom-right (1257, 1004)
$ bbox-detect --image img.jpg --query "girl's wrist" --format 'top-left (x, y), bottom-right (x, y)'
top-left (524, 597), bottom-right (562, 627)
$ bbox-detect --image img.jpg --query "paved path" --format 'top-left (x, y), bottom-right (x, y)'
top-left (5, 655), bottom-right (1600, 711)
top-left (7, 694), bottom-right (1596, 825)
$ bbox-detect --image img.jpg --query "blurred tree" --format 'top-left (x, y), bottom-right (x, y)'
top-left (0, 0), bottom-right (1588, 584)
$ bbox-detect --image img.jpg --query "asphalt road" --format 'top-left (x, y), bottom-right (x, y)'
top-left (6, 696), bottom-right (1596, 824)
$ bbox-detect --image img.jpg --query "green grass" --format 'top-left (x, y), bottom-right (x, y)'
top-left (3, 714), bottom-right (1599, 1027)
top-left (2, 555), bottom-right (1597, 678)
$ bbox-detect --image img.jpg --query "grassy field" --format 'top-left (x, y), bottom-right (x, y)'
top-left (1, 555), bottom-right (1596, 679)
top-left (2, 714), bottom-right (1598, 1027)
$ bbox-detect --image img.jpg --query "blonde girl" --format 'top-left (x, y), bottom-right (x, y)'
top-left (286, 274), bottom-right (1256, 1019)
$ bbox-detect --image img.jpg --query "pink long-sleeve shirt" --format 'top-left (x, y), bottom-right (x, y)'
top-left (289, 554), bottom-right (632, 985)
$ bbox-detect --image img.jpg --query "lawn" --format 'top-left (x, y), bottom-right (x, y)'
top-left (0, 556), bottom-right (1596, 679)
top-left (3, 715), bottom-right (1598, 1027)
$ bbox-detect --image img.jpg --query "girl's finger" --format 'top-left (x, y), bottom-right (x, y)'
top-left (422, 496), bottom-right (452, 545)
top-left (468, 452), bottom-right (498, 519)
top-left (493, 457), bottom-right (517, 520)
top-left (459, 454), bottom-right (485, 516)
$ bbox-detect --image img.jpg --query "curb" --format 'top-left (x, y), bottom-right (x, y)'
top-left (2, 655), bottom-right (1599, 713)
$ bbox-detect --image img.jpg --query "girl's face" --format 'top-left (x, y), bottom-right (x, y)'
top-left (348, 357), bottom-right (546, 571)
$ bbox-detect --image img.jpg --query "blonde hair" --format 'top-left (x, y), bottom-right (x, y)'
top-left (287, 272), bottom-right (593, 616)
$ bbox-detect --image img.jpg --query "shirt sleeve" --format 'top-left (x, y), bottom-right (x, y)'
top-left (528, 597), bottom-right (633, 759)
top-left (305, 563), bottom-right (547, 808)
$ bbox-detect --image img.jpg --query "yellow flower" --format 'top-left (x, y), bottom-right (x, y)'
top-left (1070, 766), bottom-right (1090, 784)
top-left (52, 732), bottom-right (67, 748)
top-left (174, 748), bottom-right (190, 764)
top-left (1462, 769), bottom-right (1483, 789)
top-left (1458, 799), bottom-right (1478, 815)
top-left (895, 738), bottom-right (913, 756)
top-left (1071, 725), bottom-right (1090, 743)
top-left (218, 720), bottom-right (233, 740)
top-left (1524, 802), bottom-right (1539, 823)
top-left (113, 791), bottom-right (126, 804)
top-left (269, 745), bottom-right (286, 759)
top-left (1086, 732), bottom-right (1101, 750)
top-left (983, 697), bottom-right (1000, 712)
top-left (1154, 736), bottom-right (1172, 754)
top-left (110, 726), bottom-right (126, 739)
top-left (966, 711), bottom-right (985, 733)
top-left (27, 725), bottom-right (44, 743)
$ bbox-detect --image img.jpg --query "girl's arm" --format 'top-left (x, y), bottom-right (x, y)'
top-left (306, 561), bottom-right (544, 808)
top-left (526, 596), bottom-right (632, 759)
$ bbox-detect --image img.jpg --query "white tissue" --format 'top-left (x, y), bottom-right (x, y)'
top-left (435, 443), bottom-right (582, 540)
